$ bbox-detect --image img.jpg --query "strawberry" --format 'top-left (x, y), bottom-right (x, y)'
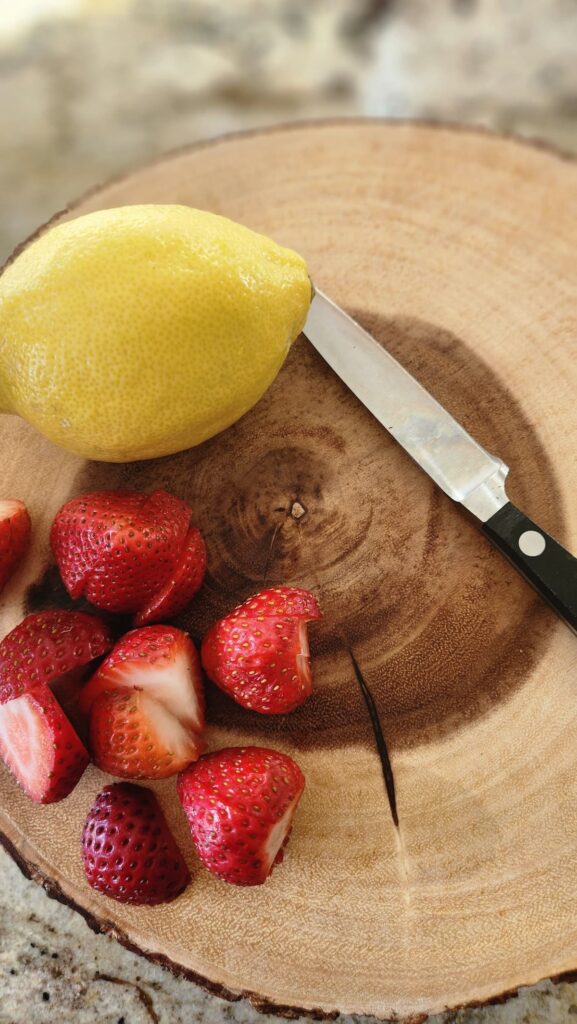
top-left (0, 499), bottom-right (31, 594)
top-left (82, 626), bottom-right (205, 779)
top-left (0, 684), bottom-right (89, 803)
top-left (0, 610), bottom-right (113, 706)
top-left (79, 625), bottom-right (204, 734)
top-left (90, 688), bottom-right (204, 779)
top-left (178, 747), bottom-right (305, 886)
top-left (50, 489), bottom-right (206, 623)
top-left (81, 782), bottom-right (190, 905)
top-left (135, 526), bottom-right (207, 626)
top-left (201, 587), bottom-right (321, 714)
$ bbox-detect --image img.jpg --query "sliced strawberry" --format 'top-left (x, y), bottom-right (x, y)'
top-left (135, 526), bottom-right (207, 626)
top-left (0, 610), bottom-right (113, 708)
top-left (50, 489), bottom-right (206, 621)
top-left (0, 684), bottom-right (89, 803)
top-left (0, 499), bottom-right (31, 594)
top-left (82, 782), bottom-right (190, 905)
top-left (178, 746), bottom-right (305, 886)
top-left (0, 610), bottom-right (113, 705)
top-left (79, 625), bottom-right (204, 734)
top-left (201, 586), bottom-right (322, 715)
top-left (90, 688), bottom-right (204, 780)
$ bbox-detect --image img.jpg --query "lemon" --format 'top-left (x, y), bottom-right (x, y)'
top-left (0, 205), bottom-right (312, 461)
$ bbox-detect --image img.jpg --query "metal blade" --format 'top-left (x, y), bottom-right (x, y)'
top-left (303, 289), bottom-right (509, 523)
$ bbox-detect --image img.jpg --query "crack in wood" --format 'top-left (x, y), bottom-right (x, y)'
top-left (262, 519), bottom-right (284, 582)
top-left (94, 972), bottom-right (160, 1024)
top-left (349, 649), bottom-right (399, 828)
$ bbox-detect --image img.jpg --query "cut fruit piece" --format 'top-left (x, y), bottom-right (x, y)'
top-left (135, 526), bottom-right (207, 626)
top-left (90, 688), bottom-right (204, 780)
top-left (79, 625), bottom-right (204, 734)
top-left (51, 489), bottom-right (206, 621)
top-left (0, 684), bottom-right (89, 803)
top-left (0, 609), bottom-right (113, 705)
top-left (177, 746), bottom-right (305, 886)
top-left (0, 499), bottom-right (31, 595)
top-left (201, 586), bottom-right (322, 714)
top-left (82, 782), bottom-right (190, 905)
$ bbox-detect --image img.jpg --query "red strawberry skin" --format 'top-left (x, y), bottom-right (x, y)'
top-left (50, 489), bottom-right (206, 620)
top-left (0, 499), bottom-right (31, 594)
top-left (82, 782), bottom-right (190, 905)
top-left (0, 610), bottom-right (113, 705)
top-left (135, 526), bottom-right (207, 626)
top-left (90, 688), bottom-right (204, 779)
top-left (79, 625), bottom-right (204, 734)
top-left (0, 684), bottom-right (89, 803)
top-left (177, 746), bottom-right (305, 886)
top-left (201, 587), bottom-right (321, 714)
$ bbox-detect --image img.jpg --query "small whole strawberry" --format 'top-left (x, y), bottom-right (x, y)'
top-left (51, 489), bottom-right (206, 624)
top-left (81, 625), bottom-right (205, 779)
top-left (201, 586), bottom-right (321, 714)
top-left (177, 746), bottom-right (305, 886)
top-left (82, 782), bottom-right (190, 905)
top-left (0, 499), bottom-right (31, 594)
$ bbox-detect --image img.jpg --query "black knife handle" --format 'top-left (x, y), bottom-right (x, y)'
top-left (483, 503), bottom-right (577, 632)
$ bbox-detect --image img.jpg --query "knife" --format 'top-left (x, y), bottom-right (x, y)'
top-left (304, 289), bottom-right (577, 633)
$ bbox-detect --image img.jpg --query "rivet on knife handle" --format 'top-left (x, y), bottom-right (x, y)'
top-left (483, 504), bottom-right (577, 632)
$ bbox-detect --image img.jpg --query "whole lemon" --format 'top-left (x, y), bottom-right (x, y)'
top-left (0, 205), bottom-right (311, 461)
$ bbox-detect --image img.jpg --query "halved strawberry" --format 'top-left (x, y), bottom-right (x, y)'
top-left (135, 526), bottom-right (207, 626)
top-left (90, 688), bottom-right (204, 779)
top-left (50, 489), bottom-right (206, 621)
top-left (79, 625), bottom-right (204, 734)
top-left (0, 684), bottom-right (89, 803)
top-left (201, 587), bottom-right (322, 714)
top-left (82, 782), bottom-right (190, 905)
top-left (177, 746), bottom-right (305, 886)
top-left (0, 499), bottom-right (31, 594)
top-left (0, 610), bottom-right (113, 705)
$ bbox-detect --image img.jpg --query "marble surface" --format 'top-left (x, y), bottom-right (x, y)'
top-left (2, 2), bottom-right (577, 1022)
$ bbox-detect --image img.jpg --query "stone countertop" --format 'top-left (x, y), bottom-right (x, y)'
top-left (2, 2), bottom-right (577, 1022)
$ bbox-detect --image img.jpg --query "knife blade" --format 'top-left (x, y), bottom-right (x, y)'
top-left (304, 289), bottom-right (577, 633)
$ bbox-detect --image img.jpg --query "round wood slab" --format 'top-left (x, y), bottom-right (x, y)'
top-left (2, 121), bottom-right (577, 1021)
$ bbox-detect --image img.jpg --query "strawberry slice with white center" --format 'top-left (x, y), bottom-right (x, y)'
top-left (79, 625), bottom-right (204, 734)
top-left (0, 684), bottom-right (89, 803)
top-left (90, 688), bottom-right (204, 779)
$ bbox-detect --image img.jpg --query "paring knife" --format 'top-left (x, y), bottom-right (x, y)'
top-left (304, 289), bottom-right (577, 633)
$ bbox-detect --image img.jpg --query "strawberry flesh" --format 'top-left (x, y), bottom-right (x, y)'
top-left (0, 684), bottom-right (89, 803)
top-left (201, 586), bottom-right (321, 714)
top-left (177, 746), bottom-right (305, 886)
top-left (90, 688), bottom-right (204, 779)
top-left (0, 610), bottom-right (113, 706)
top-left (82, 782), bottom-right (190, 905)
top-left (79, 625), bottom-right (204, 734)
top-left (0, 499), bottom-right (31, 594)
top-left (51, 489), bottom-right (206, 621)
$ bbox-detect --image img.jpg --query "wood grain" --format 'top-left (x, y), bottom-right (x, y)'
top-left (2, 121), bottom-right (577, 1020)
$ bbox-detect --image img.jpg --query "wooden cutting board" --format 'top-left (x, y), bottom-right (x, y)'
top-left (2, 121), bottom-right (577, 1021)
